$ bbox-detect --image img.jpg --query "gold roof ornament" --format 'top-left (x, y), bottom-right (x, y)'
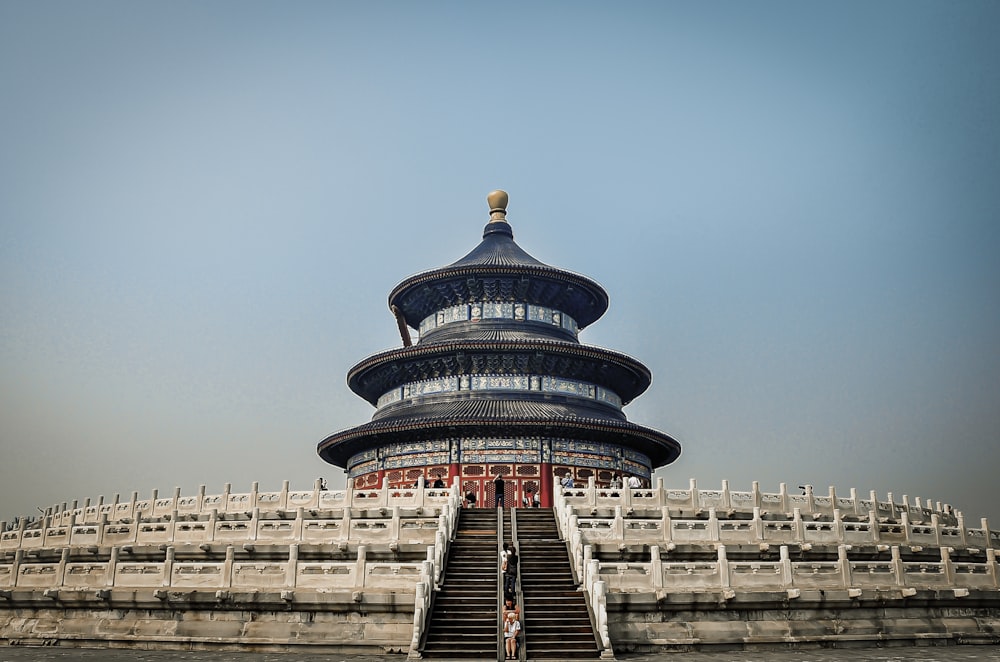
top-left (487, 189), bottom-right (508, 222)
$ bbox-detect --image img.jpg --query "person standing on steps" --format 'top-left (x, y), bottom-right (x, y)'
top-left (494, 473), bottom-right (505, 508)
top-left (503, 608), bottom-right (520, 659)
top-left (503, 547), bottom-right (518, 596)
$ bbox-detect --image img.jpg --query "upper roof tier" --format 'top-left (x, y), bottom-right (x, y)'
top-left (388, 191), bottom-right (610, 331)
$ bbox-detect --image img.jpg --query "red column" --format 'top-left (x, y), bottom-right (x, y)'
top-left (539, 463), bottom-right (553, 508)
top-left (449, 463), bottom-right (461, 489)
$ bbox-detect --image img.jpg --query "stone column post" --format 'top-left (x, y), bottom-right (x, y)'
top-left (838, 545), bottom-right (852, 588)
top-left (779, 545), bottom-right (792, 587)
top-left (208, 509), bottom-right (218, 543)
top-left (163, 547), bottom-right (175, 587)
top-left (650, 545), bottom-right (663, 589)
top-left (708, 508), bottom-right (720, 541)
top-left (986, 548), bottom-right (999, 589)
top-left (892, 546), bottom-right (906, 587)
top-left (391, 506), bottom-right (401, 542)
top-left (106, 546), bottom-right (119, 588)
top-left (957, 513), bottom-right (969, 548)
top-left (286, 544), bottom-right (298, 588)
top-left (223, 546), bottom-right (234, 588)
top-left (940, 546), bottom-right (955, 585)
top-left (792, 508), bottom-right (805, 543)
top-left (293, 508), bottom-right (304, 539)
top-left (661, 506), bottom-right (672, 543)
top-left (280, 480), bottom-right (290, 510)
top-left (341, 507), bottom-right (352, 542)
top-left (355, 544), bottom-right (367, 590)
top-left (96, 513), bottom-right (107, 546)
top-left (752, 507), bottom-right (764, 542)
top-left (717, 545), bottom-right (730, 589)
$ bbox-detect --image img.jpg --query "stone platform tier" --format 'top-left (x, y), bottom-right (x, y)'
top-left (554, 479), bottom-right (1000, 653)
top-left (0, 479), bottom-right (460, 653)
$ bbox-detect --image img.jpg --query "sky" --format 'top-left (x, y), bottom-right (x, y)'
top-left (1, 2), bottom-right (998, 527)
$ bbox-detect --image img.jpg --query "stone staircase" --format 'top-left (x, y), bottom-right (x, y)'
top-left (516, 508), bottom-right (602, 659)
top-left (421, 507), bottom-right (500, 658)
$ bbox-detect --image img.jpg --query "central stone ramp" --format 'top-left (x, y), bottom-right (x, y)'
top-left (421, 507), bottom-right (500, 659)
top-left (516, 508), bottom-right (601, 659)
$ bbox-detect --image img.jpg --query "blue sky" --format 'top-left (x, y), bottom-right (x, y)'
top-left (2, 2), bottom-right (998, 525)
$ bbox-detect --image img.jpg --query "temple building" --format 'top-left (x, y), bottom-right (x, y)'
top-left (318, 190), bottom-right (681, 507)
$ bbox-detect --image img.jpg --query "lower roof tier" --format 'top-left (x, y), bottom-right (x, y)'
top-left (317, 398), bottom-right (681, 469)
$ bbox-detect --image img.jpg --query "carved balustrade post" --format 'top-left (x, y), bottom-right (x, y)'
top-left (707, 508), bottom-right (720, 541)
top-left (717, 545), bottom-right (730, 589)
top-left (106, 546), bottom-right (118, 587)
top-left (391, 506), bottom-right (401, 542)
top-left (163, 546), bottom-right (175, 588)
top-left (986, 548), bottom-right (999, 589)
top-left (752, 507), bottom-right (763, 542)
top-left (279, 480), bottom-right (290, 510)
top-left (661, 506), bottom-right (672, 543)
top-left (721, 480), bottom-right (731, 510)
top-left (779, 545), bottom-right (792, 587)
top-left (957, 513), bottom-right (969, 548)
top-left (779, 482), bottom-right (789, 513)
top-left (838, 545), bottom-right (852, 588)
top-left (340, 507), bottom-right (352, 542)
top-left (650, 545), bottom-right (663, 589)
top-left (208, 509), bottom-right (218, 543)
top-left (286, 544), bottom-right (298, 589)
top-left (56, 548), bottom-right (69, 589)
top-left (940, 546), bottom-right (954, 585)
top-left (792, 508), bottom-right (804, 543)
top-left (355, 544), bottom-right (367, 590)
top-left (891, 546), bottom-right (905, 587)
top-left (223, 546), bottom-right (234, 589)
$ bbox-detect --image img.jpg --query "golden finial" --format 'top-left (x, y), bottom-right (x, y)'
top-left (487, 190), bottom-right (508, 222)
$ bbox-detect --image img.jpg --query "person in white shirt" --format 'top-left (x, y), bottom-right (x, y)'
top-left (503, 610), bottom-right (521, 659)
top-left (627, 475), bottom-right (641, 489)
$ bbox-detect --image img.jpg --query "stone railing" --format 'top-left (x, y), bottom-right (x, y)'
top-left (556, 478), bottom-right (958, 529)
top-left (2, 479), bottom-right (462, 550)
top-left (11, 478), bottom-right (461, 531)
top-left (0, 542), bottom-right (438, 594)
top-left (566, 506), bottom-right (997, 554)
top-left (579, 543), bottom-right (1000, 596)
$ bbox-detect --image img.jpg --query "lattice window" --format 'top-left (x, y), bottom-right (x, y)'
top-left (387, 471), bottom-right (403, 482)
top-left (354, 477), bottom-right (366, 489)
top-left (598, 470), bottom-right (614, 482)
top-left (516, 465), bottom-right (539, 476)
top-left (430, 467), bottom-right (447, 478)
top-left (522, 481), bottom-right (539, 494)
top-left (406, 469), bottom-right (423, 481)
top-left (365, 474), bottom-right (380, 486)
top-left (464, 465), bottom-right (485, 476)
top-left (491, 464), bottom-right (512, 476)
top-left (578, 468), bottom-right (594, 479)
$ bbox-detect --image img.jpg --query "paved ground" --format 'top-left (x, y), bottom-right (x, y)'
top-left (1, 646), bottom-right (1000, 662)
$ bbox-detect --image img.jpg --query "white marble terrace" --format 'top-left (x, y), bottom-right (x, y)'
top-left (551, 479), bottom-right (999, 628)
